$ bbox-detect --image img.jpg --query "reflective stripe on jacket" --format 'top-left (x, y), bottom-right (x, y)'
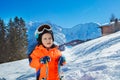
top-left (29, 45), bottom-right (62, 80)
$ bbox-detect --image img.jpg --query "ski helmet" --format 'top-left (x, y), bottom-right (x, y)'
top-left (35, 24), bottom-right (54, 44)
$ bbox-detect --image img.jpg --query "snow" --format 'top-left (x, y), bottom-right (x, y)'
top-left (0, 59), bottom-right (36, 80)
top-left (1, 30), bottom-right (120, 80)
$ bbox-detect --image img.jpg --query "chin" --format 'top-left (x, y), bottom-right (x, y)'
top-left (46, 45), bottom-right (52, 48)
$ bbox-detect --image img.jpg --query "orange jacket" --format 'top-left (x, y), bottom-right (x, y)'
top-left (29, 45), bottom-right (64, 80)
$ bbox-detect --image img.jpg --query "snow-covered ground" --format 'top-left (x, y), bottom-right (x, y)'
top-left (1, 31), bottom-right (120, 80)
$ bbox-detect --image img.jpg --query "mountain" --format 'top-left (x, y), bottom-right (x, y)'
top-left (63, 22), bottom-right (102, 41)
top-left (27, 21), bottom-right (102, 54)
top-left (0, 30), bottom-right (120, 80)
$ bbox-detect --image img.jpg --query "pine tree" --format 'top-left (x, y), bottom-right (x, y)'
top-left (8, 18), bottom-right (18, 61)
top-left (114, 18), bottom-right (119, 32)
top-left (18, 17), bottom-right (28, 58)
top-left (20, 17), bottom-right (28, 49)
top-left (0, 17), bottom-right (28, 63)
top-left (0, 18), bottom-right (6, 63)
top-left (9, 16), bottom-right (27, 61)
top-left (110, 14), bottom-right (115, 22)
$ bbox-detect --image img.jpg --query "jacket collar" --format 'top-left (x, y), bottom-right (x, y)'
top-left (38, 44), bottom-right (58, 51)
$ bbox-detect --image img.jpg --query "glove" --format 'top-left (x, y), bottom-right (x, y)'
top-left (59, 56), bottom-right (66, 66)
top-left (58, 45), bottom-right (65, 51)
top-left (40, 56), bottom-right (51, 64)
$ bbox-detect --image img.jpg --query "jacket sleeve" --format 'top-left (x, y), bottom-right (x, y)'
top-left (29, 48), bottom-right (43, 70)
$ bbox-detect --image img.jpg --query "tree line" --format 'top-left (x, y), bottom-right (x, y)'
top-left (0, 16), bottom-right (28, 63)
top-left (109, 14), bottom-right (120, 32)
top-left (110, 14), bottom-right (120, 22)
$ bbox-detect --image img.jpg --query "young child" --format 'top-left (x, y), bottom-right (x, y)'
top-left (29, 24), bottom-right (66, 80)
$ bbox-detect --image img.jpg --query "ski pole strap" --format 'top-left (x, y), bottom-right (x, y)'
top-left (45, 60), bottom-right (48, 80)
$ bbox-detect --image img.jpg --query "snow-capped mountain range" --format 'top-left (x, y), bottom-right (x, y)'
top-left (0, 27), bottom-right (120, 80)
top-left (27, 21), bottom-right (102, 54)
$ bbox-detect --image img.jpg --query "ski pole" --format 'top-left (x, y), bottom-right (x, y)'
top-left (58, 57), bottom-right (64, 80)
top-left (41, 60), bottom-right (48, 80)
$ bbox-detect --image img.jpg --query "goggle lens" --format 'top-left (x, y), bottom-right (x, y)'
top-left (38, 25), bottom-right (51, 32)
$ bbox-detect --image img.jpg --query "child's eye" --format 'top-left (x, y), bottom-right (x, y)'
top-left (49, 37), bottom-right (52, 40)
top-left (44, 38), bottom-right (47, 40)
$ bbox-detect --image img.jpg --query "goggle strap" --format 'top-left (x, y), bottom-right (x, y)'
top-left (37, 28), bottom-right (52, 34)
top-left (35, 28), bottom-right (52, 38)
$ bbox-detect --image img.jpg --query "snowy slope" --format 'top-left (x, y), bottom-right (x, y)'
top-left (0, 59), bottom-right (35, 80)
top-left (63, 31), bottom-right (120, 80)
top-left (1, 31), bottom-right (120, 80)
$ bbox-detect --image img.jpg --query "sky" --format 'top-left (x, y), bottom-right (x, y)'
top-left (0, 0), bottom-right (120, 28)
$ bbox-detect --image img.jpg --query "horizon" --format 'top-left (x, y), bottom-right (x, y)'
top-left (0, 0), bottom-right (120, 28)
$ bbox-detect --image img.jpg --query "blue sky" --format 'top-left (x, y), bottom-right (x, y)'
top-left (0, 0), bottom-right (120, 28)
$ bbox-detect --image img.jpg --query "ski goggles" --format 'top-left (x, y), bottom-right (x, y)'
top-left (37, 24), bottom-right (52, 34)
top-left (35, 24), bottom-right (52, 38)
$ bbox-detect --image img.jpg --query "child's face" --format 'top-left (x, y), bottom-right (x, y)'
top-left (42, 33), bottom-right (53, 48)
